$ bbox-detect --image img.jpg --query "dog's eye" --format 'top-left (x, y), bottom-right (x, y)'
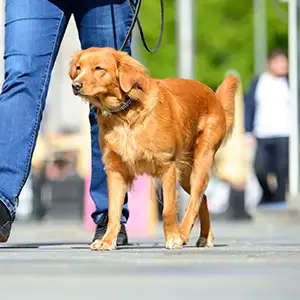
top-left (95, 66), bottom-right (104, 71)
top-left (76, 65), bottom-right (81, 71)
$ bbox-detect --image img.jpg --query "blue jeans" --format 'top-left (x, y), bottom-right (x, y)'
top-left (0, 0), bottom-right (134, 223)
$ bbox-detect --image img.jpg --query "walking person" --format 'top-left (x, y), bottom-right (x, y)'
top-left (244, 49), bottom-right (289, 208)
top-left (0, 0), bottom-right (137, 243)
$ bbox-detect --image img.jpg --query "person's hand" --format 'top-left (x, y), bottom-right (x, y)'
top-left (245, 133), bottom-right (256, 147)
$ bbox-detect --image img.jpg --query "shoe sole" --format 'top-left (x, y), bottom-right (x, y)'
top-left (117, 238), bottom-right (128, 246)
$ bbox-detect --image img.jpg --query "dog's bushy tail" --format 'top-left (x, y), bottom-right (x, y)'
top-left (215, 75), bottom-right (240, 139)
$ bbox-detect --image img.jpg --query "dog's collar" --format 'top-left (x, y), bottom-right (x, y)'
top-left (108, 97), bottom-right (135, 114)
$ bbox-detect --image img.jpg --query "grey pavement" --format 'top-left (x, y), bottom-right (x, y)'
top-left (1, 215), bottom-right (300, 300)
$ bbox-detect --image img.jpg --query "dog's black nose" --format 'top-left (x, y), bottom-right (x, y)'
top-left (72, 81), bottom-right (83, 92)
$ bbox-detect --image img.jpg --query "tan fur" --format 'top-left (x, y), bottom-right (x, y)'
top-left (69, 47), bottom-right (239, 250)
top-left (216, 75), bottom-right (239, 138)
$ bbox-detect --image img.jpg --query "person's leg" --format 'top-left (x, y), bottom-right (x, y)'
top-left (274, 137), bottom-right (289, 204)
top-left (0, 0), bottom-right (71, 241)
top-left (73, 1), bottom-right (136, 233)
top-left (254, 138), bottom-right (273, 204)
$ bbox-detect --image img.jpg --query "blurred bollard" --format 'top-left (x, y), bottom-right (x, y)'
top-left (253, 0), bottom-right (267, 75)
top-left (288, 0), bottom-right (300, 198)
top-left (84, 174), bottom-right (158, 240)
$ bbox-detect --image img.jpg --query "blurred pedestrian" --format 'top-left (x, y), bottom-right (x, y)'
top-left (244, 49), bottom-right (289, 208)
top-left (0, 0), bottom-right (137, 243)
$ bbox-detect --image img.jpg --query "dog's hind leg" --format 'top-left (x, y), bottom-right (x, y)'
top-left (180, 170), bottom-right (214, 247)
top-left (179, 131), bottom-right (218, 246)
top-left (196, 194), bottom-right (214, 247)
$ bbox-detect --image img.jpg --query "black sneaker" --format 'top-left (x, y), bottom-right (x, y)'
top-left (92, 213), bottom-right (128, 246)
top-left (0, 201), bottom-right (13, 243)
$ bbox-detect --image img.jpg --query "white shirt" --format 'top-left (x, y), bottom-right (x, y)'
top-left (253, 72), bottom-right (289, 138)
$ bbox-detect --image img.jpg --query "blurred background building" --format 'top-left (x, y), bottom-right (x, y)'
top-left (0, 0), bottom-right (298, 233)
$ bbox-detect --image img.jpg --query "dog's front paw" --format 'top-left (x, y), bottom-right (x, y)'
top-left (180, 232), bottom-right (189, 245)
top-left (90, 239), bottom-right (116, 251)
top-left (165, 235), bottom-right (183, 249)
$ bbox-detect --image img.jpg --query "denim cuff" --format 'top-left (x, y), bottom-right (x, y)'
top-left (0, 194), bottom-right (17, 218)
top-left (93, 212), bottom-right (127, 225)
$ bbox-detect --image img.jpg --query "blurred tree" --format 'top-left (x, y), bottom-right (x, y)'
top-left (138, 0), bottom-right (288, 91)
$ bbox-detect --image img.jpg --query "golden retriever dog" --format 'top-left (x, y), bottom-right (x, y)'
top-left (69, 47), bottom-right (239, 251)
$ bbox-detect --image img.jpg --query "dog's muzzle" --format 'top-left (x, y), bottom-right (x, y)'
top-left (72, 80), bottom-right (83, 95)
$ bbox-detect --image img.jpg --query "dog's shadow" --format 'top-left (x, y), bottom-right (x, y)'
top-left (0, 242), bottom-right (228, 250)
top-left (0, 242), bottom-right (89, 249)
top-left (117, 244), bottom-right (228, 250)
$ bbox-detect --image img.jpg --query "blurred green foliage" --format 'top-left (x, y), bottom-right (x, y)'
top-left (138, 0), bottom-right (288, 91)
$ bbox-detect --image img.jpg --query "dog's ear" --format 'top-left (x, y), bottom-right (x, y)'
top-left (69, 50), bottom-right (82, 80)
top-left (117, 52), bottom-right (149, 93)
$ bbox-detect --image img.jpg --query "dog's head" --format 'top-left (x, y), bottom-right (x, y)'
top-left (69, 47), bottom-right (149, 112)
